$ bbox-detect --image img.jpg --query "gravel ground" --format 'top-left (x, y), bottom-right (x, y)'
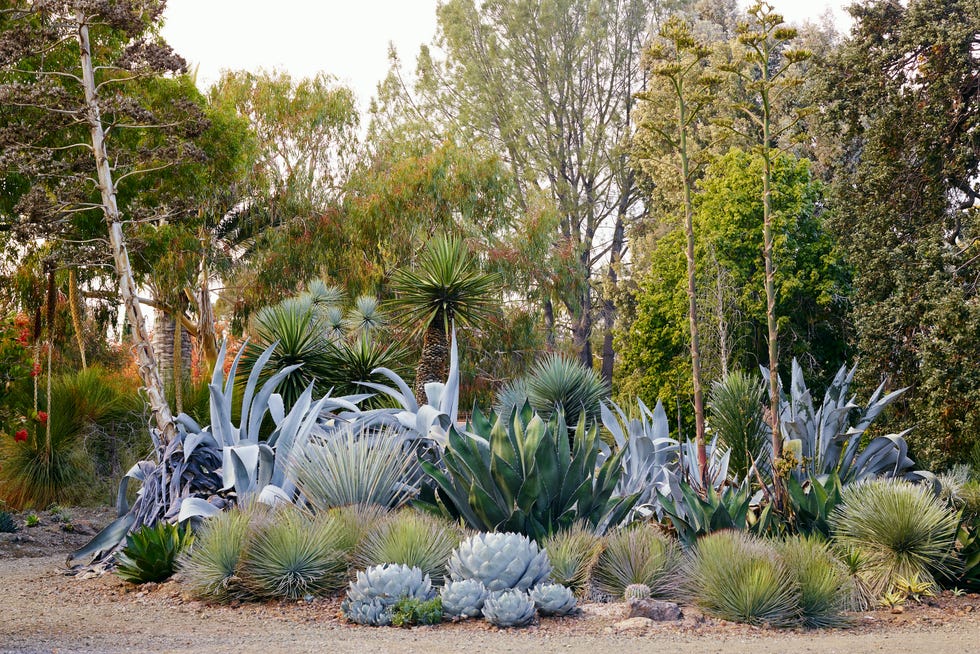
top-left (2, 508), bottom-right (979, 654)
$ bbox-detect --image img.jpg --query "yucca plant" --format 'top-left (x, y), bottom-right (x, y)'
top-left (115, 521), bottom-right (194, 584)
top-left (354, 509), bottom-right (461, 585)
top-left (542, 524), bottom-right (603, 594)
top-left (778, 535), bottom-right (850, 627)
top-left (179, 505), bottom-right (258, 602)
top-left (286, 425), bottom-right (421, 511)
top-left (498, 354), bottom-right (608, 426)
top-left (327, 504), bottom-right (389, 555)
top-left (708, 370), bottom-right (768, 480)
top-left (239, 508), bottom-right (349, 600)
top-left (834, 545), bottom-right (878, 611)
top-left (389, 234), bottom-right (499, 400)
top-left (685, 530), bottom-right (799, 627)
top-left (319, 336), bottom-right (409, 407)
top-left (592, 523), bottom-right (681, 599)
top-left (831, 479), bottom-right (959, 596)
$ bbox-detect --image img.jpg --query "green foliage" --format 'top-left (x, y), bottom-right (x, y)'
top-left (420, 404), bottom-right (637, 541)
top-left (326, 504), bottom-right (389, 555)
top-left (542, 524), bottom-right (603, 594)
top-left (354, 509), bottom-right (461, 586)
top-left (831, 480), bottom-right (960, 596)
top-left (286, 426), bottom-right (420, 511)
top-left (239, 509), bottom-right (349, 600)
top-left (24, 513), bottom-right (39, 528)
top-left (624, 583), bottom-right (652, 601)
top-left (660, 481), bottom-right (777, 548)
top-left (787, 473), bottom-right (844, 539)
top-left (685, 530), bottom-right (798, 627)
top-left (178, 506), bottom-right (256, 602)
top-left (499, 354), bottom-right (608, 426)
top-left (708, 370), bottom-right (767, 480)
top-left (115, 521), bottom-right (194, 585)
top-left (778, 535), bottom-right (851, 627)
top-left (0, 510), bottom-right (17, 533)
top-left (617, 150), bottom-right (850, 424)
top-left (592, 523), bottom-right (681, 599)
top-left (945, 517), bottom-right (980, 592)
top-left (820, 0), bottom-right (980, 469)
top-left (390, 596), bottom-right (444, 627)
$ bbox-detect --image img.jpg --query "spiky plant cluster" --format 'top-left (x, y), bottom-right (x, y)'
top-left (707, 370), bottom-right (768, 480)
top-left (179, 505), bottom-right (349, 602)
top-left (542, 524), bottom-right (602, 595)
top-left (593, 523), bottom-right (681, 599)
top-left (624, 583), bottom-right (652, 601)
top-left (530, 583), bottom-right (577, 616)
top-left (354, 509), bottom-right (460, 585)
top-left (831, 479), bottom-right (959, 596)
top-left (326, 504), bottom-right (388, 554)
top-left (482, 589), bottom-right (537, 627)
top-left (287, 425), bottom-right (420, 511)
top-left (0, 510), bottom-right (17, 533)
top-left (497, 354), bottom-right (608, 425)
top-left (239, 509), bottom-right (349, 600)
top-left (342, 563), bottom-right (436, 626)
top-left (685, 530), bottom-right (799, 627)
top-left (441, 579), bottom-right (489, 618)
top-left (447, 532), bottom-right (552, 593)
top-left (115, 521), bottom-right (194, 584)
top-left (778, 535), bottom-right (851, 627)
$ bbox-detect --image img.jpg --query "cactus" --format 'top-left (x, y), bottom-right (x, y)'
top-left (346, 563), bottom-right (435, 605)
top-left (441, 579), bottom-right (489, 618)
top-left (624, 583), bottom-right (652, 601)
top-left (448, 532), bottom-right (551, 593)
top-left (341, 598), bottom-right (393, 626)
top-left (530, 583), bottom-right (577, 616)
top-left (482, 589), bottom-right (537, 627)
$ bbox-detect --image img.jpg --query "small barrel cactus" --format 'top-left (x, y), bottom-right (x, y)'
top-left (346, 563), bottom-right (435, 605)
top-left (482, 589), bottom-right (537, 627)
top-left (530, 583), bottom-right (577, 616)
top-left (448, 532), bottom-right (552, 593)
top-left (342, 597), bottom-right (393, 626)
top-left (441, 579), bottom-right (489, 618)
top-left (624, 583), bottom-right (652, 601)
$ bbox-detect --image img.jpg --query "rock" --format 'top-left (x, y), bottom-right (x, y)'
top-left (626, 598), bottom-right (682, 621)
top-left (612, 617), bottom-right (654, 632)
top-left (890, 605), bottom-right (904, 614)
top-left (0, 532), bottom-right (32, 543)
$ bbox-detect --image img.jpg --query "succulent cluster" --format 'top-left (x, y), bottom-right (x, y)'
top-left (342, 564), bottom-right (436, 626)
top-left (530, 583), bottom-right (577, 616)
top-left (0, 510), bottom-right (17, 533)
top-left (440, 579), bottom-right (489, 618)
top-left (447, 532), bottom-right (552, 593)
top-left (482, 589), bottom-right (537, 627)
top-left (115, 521), bottom-right (194, 584)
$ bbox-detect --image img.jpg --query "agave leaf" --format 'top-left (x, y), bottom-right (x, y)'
top-left (66, 513), bottom-right (136, 566)
top-left (246, 363), bottom-right (304, 441)
top-left (239, 340), bottom-right (278, 432)
top-left (177, 497), bottom-right (222, 522)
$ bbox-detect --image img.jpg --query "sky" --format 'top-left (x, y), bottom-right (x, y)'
top-left (160, 0), bottom-right (852, 112)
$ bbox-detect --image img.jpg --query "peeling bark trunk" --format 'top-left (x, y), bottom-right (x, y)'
top-left (76, 13), bottom-right (175, 444)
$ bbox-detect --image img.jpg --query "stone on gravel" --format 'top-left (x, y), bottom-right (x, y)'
top-left (611, 617), bottom-right (654, 632)
top-left (626, 599), bottom-right (682, 621)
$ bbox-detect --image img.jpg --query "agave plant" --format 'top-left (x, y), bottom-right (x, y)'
top-left (115, 521), bottom-right (194, 584)
top-left (770, 359), bottom-right (926, 483)
top-left (420, 404), bottom-right (638, 541)
top-left (659, 478), bottom-right (777, 548)
top-left (447, 532), bottom-right (552, 593)
top-left (786, 472), bottom-right (844, 539)
top-left (440, 579), bottom-right (489, 618)
top-left (530, 583), bottom-right (577, 616)
top-left (482, 589), bottom-right (537, 627)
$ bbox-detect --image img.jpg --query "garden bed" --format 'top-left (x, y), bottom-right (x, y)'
top-left (1, 507), bottom-right (979, 654)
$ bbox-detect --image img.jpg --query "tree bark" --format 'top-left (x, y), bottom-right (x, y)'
top-left (76, 12), bottom-right (175, 444)
top-left (68, 268), bottom-right (87, 369)
top-left (413, 321), bottom-right (449, 404)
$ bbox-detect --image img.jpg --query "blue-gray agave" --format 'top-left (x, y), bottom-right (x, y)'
top-left (341, 597), bottom-right (393, 626)
top-left (448, 532), bottom-right (552, 593)
top-left (440, 579), bottom-right (489, 618)
top-left (482, 589), bottom-right (537, 627)
top-left (530, 583), bottom-right (577, 616)
top-left (346, 563), bottom-right (435, 605)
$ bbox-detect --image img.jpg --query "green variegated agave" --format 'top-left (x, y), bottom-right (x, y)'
top-left (447, 532), bottom-right (551, 593)
top-left (420, 404), bottom-right (638, 541)
top-left (114, 521), bottom-right (194, 584)
top-left (482, 589), bottom-right (537, 627)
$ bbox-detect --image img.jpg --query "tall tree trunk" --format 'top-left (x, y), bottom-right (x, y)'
top-left (76, 13), bottom-right (175, 444)
top-left (195, 258), bottom-right (218, 371)
top-left (543, 297), bottom-right (556, 350)
top-left (600, 212), bottom-right (626, 386)
top-left (413, 322), bottom-right (449, 403)
top-left (68, 268), bottom-right (87, 369)
top-left (173, 316), bottom-right (183, 415)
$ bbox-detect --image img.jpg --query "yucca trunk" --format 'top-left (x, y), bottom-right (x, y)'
top-left (68, 268), bottom-right (86, 369)
top-left (413, 322), bottom-right (449, 403)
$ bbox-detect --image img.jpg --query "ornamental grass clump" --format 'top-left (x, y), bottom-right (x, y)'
top-left (354, 509), bottom-right (460, 586)
top-left (239, 508), bottom-right (349, 600)
top-left (831, 479), bottom-right (959, 597)
top-left (542, 524), bottom-right (602, 595)
top-left (593, 523), bottom-right (681, 599)
top-left (778, 535), bottom-right (851, 627)
top-left (685, 530), bottom-right (798, 627)
top-left (327, 503), bottom-right (388, 555)
top-left (179, 505), bottom-right (256, 602)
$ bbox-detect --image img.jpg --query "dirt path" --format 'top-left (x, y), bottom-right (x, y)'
top-left (2, 551), bottom-right (979, 654)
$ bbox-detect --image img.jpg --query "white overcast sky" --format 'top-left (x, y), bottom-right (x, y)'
top-left (161, 0), bottom-right (852, 112)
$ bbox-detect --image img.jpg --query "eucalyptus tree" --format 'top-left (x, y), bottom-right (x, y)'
top-left (719, 1), bottom-right (811, 505)
top-left (0, 0), bottom-right (213, 443)
top-left (408, 0), bottom-right (669, 379)
top-left (633, 15), bottom-right (722, 484)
